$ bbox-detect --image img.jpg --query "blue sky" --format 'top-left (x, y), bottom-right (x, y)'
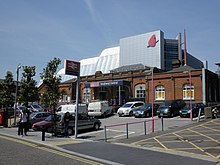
top-left (0, 0), bottom-right (220, 83)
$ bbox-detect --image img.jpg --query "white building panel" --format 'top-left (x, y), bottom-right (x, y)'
top-left (119, 30), bottom-right (164, 69)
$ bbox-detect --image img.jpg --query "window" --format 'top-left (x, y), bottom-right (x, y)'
top-left (135, 84), bottom-right (146, 98)
top-left (155, 85), bottom-right (165, 100)
top-left (83, 88), bottom-right (91, 103)
top-left (183, 84), bottom-right (194, 100)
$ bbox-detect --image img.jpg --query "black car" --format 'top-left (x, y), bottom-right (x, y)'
top-left (157, 100), bottom-right (186, 117)
top-left (134, 103), bottom-right (160, 118)
top-left (179, 102), bottom-right (205, 118)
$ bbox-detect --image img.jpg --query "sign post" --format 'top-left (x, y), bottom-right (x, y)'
top-left (64, 60), bottom-right (80, 139)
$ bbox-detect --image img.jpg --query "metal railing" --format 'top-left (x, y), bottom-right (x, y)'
top-left (104, 118), bottom-right (162, 142)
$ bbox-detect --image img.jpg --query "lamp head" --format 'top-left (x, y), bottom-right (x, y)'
top-left (17, 64), bottom-right (21, 69)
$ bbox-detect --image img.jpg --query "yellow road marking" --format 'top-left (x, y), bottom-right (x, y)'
top-left (200, 125), bottom-right (220, 133)
top-left (173, 132), bottom-right (216, 158)
top-left (132, 119), bottom-right (214, 145)
top-left (0, 135), bottom-right (103, 165)
top-left (0, 135), bottom-right (37, 147)
top-left (210, 121), bottom-right (220, 125)
top-left (153, 137), bottom-right (168, 150)
top-left (37, 146), bottom-right (103, 165)
top-left (188, 128), bottom-right (220, 145)
top-left (49, 140), bottom-right (81, 146)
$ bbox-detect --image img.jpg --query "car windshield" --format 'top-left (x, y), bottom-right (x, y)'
top-left (32, 105), bottom-right (41, 108)
top-left (45, 114), bottom-right (61, 121)
top-left (18, 106), bottom-right (26, 111)
top-left (158, 107), bottom-right (169, 111)
top-left (161, 101), bottom-right (172, 106)
top-left (183, 104), bottom-right (196, 109)
top-left (30, 113), bottom-right (37, 118)
top-left (143, 104), bottom-right (151, 108)
top-left (122, 103), bottom-right (133, 108)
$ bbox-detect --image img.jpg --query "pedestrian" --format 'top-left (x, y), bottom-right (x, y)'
top-left (63, 112), bottom-right (72, 137)
top-left (18, 109), bottom-right (28, 136)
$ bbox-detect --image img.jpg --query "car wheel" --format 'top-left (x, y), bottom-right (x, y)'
top-left (170, 112), bottom-right (174, 117)
top-left (129, 111), bottom-right (133, 116)
top-left (146, 112), bottom-right (150, 117)
top-left (46, 126), bottom-right (53, 133)
top-left (193, 113), bottom-right (197, 118)
top-left (102, 112), bottom-right (106, 118)
top-left (67, 127), bottom-right (74, 135)
top-left (93, 123), bottom-right (100, 130)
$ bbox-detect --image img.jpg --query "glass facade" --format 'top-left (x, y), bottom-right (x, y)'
top-left (164, 39), bottom-right (180, 71)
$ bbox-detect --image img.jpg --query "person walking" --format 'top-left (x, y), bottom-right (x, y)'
top-left (18, 109), bottom-right (28, 136)
top-left (63, 112), bottom-right (72, 137)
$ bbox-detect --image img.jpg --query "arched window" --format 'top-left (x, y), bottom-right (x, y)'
top-left (83, 88), bottom-right (91, 103)
top-left (59, 90), bottom-right (69, 103)
top-left (155, 85), bottom-right (165, 100)
top-left (135, 84), bottom-right (146, 98)
top-left (183, 84), bottom-right (194, 100)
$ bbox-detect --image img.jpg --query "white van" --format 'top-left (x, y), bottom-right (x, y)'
top-left (88, 101), bottom-right (112, 117)
top-left (56, 104), bottom-right (87, 115)
top-left (117, 101), bottom-right (144, 117)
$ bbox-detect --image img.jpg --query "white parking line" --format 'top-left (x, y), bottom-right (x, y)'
top-left (113, 132), bottom-right (135, 139)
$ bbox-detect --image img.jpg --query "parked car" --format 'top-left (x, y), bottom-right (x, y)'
top-left (133, 103), bottom-right (160, 118)
top-left (179, 102), bottom-right (205, 118)
top-left (157, 100), bottom-right (186, 117)
top-left (29, 112), bottom-right (51, 128)
top-left (88, 101), bottom-right (113, 117)
top-left (20, 103), bottom-right (44, 113)
top-left (56, 104), bottom-right (87, 115)
top-left (32, 113), bottom-right (101, 136)
top-left (117, 101), bottom-right (144, 117)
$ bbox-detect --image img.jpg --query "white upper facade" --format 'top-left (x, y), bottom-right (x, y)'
top-left (120, 30), bottom-right (164, 70)
top-left (57, 46), bottom-right (120, 82)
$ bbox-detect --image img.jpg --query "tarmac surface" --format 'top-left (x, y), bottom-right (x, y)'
top-left (0, 118), bottom-right (220, 165)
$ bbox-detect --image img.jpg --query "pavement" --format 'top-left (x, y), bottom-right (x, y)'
top-left (0, 118), bottom-right (220, 165)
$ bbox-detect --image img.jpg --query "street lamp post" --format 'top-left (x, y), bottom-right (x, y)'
top-left (151, 68), bottom-right (154, 132)
top-left (189, 70), bottom-right (193, 121)
top-left (144, 68), bottom-right (154, 132)
top-left (183, 70), bottom-right (193, 121)
top-left (14, 64), bottom-right (21, 125)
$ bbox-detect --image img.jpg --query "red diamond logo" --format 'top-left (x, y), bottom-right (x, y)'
top-left (147, 34), bottom-right (159, 48)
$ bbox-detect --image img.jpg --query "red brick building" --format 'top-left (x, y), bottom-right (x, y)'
top-left (38, 64), bottom-right (219, 109)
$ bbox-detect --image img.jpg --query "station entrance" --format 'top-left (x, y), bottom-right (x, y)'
top-left (84, 80), bottom-right (132, 112)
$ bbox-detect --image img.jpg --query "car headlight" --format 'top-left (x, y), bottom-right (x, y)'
top-left (188, 110), bottom-right (191, 113)
top-left (125, 110), bottom-right (129, 113)
top-left (179, 110), bottom-right (182, 113)
top-left (164, 109), bottom-right (168, 113)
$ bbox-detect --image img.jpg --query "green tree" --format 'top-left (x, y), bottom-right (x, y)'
top-left (40, 57), bottom-right (61, 112)
top-left (18, 66), bottom-right (39, 106)
top-left (0, 71), bottom-right (15, 107)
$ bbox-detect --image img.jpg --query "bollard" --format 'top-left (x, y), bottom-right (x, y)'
top-left (197, 108), bottom-right (201, 122)
top-left (42, 129), bottom-right (45, 141)
top-left (144, 121), bottom-right (147, 135)
top-left (104, 126), bottom-right (107, 142)
top-left (126, 123), bottom-right (128, 139)
top-left (161, 116), bottom-right (164, 131)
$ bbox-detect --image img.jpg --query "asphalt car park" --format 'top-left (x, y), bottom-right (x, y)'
top-left (76, 114), bottom-right (198, 142)
top-left (122, 118), bottom-right (220, 160)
